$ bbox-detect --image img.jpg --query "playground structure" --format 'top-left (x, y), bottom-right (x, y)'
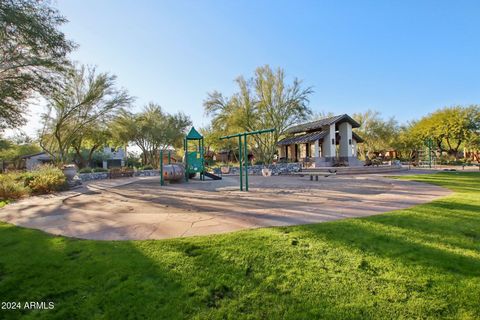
top-left (220, 128), bottom-right (275, 191)
top-left (413, 138), bottom-right (437, 168)
top-left (160, 127), bottom-right (222, 186)
top-left (184, 127), bottom-right (205, 181)
top-left (159, 149), bottom-right (184, 186)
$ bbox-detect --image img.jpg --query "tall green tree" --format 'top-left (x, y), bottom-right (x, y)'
top-left (200, 125), bottom-right (239, 163)
top-left (0, 0), bottom-right (75, 130)
top-left (390, 122), bottom-right (423, 160)
top-left (410, 105), bottom-right (480, 159)
top-left (309, 111), bottom-right (335, 121)
top-left (204, 65), bottom-right (312, 164)
top-left (70, 122), bottom-right (113, 168)
top-left (465, 132), bottom-right (480, 161)
top-left (352, 110), bottom-right (399, 158)
top-left (112, 104), bottom-right (191, 167)
top-left (39, 65), bottom-right (132, 163)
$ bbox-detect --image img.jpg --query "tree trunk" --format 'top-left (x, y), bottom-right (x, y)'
top-left (87, 145), bottom-right (99, 167)
top-left (436, 140), bottom-right (445, 153)
top-left (74, 146), bottom-right (87, 168)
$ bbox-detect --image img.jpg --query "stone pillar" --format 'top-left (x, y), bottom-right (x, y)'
top-left (313, 139), bottom-right (319, 158)
top-left (338, 122), bottom-right (353, 160)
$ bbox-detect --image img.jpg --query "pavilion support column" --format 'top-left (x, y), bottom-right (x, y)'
top-left (339, 122), bottom-right (353, 165)
top-left (278, 145), bottom-right (286, 159)
top-left (288, 144), bottom-right (295, 162)
top-left (313, 139), bottom-right (319, 157)
top-left (321, 124), bottom-right (336, 165)
top-left (313, 140), bottom-right (319, 167)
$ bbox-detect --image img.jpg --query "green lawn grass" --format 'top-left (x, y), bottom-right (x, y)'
top-left (0, 172), bottom-right (479, 319)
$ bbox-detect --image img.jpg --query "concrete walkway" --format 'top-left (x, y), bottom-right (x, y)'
top-left (0, 174), bottom-right (451, 240)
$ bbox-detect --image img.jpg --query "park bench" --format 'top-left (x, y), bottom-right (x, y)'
top-left (293, 169), bottom-right (337, 181)
top-left (364, 158), bottom-right (382, 167)
top-left (109, 167), bottom-right (135, 179)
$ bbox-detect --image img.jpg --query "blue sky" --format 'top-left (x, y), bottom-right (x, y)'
top-left (24, 0), bottom-right (480, 133)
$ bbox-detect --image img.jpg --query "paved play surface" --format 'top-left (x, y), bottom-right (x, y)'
top-left (0, 174), bottom-right (450, 240)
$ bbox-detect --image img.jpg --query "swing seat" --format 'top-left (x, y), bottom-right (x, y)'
top-left (220, 166), bottom-right (231, 174)
top-left (261, 168), bottom-right (272, 177)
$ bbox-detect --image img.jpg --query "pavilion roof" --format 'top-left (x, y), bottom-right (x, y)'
top-left (286, 114), bottom-right (360, 134)
top-left (352, 131), bottom-right (364, 143)
top-left (277, 131), bottom-right (328, 146)
top-left (277, 130), bottom-right (364, 145)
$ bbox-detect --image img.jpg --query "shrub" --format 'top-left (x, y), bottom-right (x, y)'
top-left (26, 165), bottom-right (67, 194)
top-left (126, 153), bottom-right (142, 168)
top-left (20, 171), bottom-right (36, 186)
top-left (142, 165), bottom-right (154, 170)
top-left (79, 167), bottom-right (93, 174)
top-left (205, 158), bottom-right (216, 166)
top-left (0, 174), bottom-right (29, 200)
top-left (92, 167), bottom-right (108, 173)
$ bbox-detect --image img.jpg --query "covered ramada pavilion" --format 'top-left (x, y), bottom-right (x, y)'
top-left (277, 114), bottom-right (364, 167)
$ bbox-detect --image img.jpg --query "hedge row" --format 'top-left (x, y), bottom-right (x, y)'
top-left (0, 165), bottom-right (67, 201)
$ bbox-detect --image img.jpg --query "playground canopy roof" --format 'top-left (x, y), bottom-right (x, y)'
top-left (186, 127), bottom-right (203, 140)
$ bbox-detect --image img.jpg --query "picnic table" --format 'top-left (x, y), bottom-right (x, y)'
top-left (293, 169), bottom-right (337, 181)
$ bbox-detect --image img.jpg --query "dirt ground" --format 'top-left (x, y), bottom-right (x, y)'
top-left (0, 174), bottom-right (450, 240)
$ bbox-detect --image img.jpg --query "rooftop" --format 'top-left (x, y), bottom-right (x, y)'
top-left (19, 152), bottom-right (50, 159)
top-left (278, 130), bottom-right (364, 145)
top-left (287, 114), bottom-right (360, 134)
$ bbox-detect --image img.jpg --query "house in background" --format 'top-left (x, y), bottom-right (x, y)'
top-left (18, 146), bottom-right (128, 171)
top-left (102, 146), bottom-right (127, 168)
top-left (21, 152), bottom-right (54, 170)
top-left (277, 114), bottom-right (364, 167)
top-left (214, 149), bottom-right (253, 163)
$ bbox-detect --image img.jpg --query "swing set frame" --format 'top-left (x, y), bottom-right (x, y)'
top-left (220, 128), bottom-right (274, 191)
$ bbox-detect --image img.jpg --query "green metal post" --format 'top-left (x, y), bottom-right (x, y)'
top-left (428, 139), bottom-right (432, 169)
top-left (202, 138), bottom-right (205, 181)
top-left (219, 128), bottom-right (274, 191)
top-left (200, 138), bottom-right (204, 181)
top-left (184, 138), bottom-right (189, 182)
top-left (238, 135), bottom-right (243, 191)
top-left (160, 149), bottom-right (164, 186)
top-left (168, 150), bottom-right (171, 164)
top-left (243, 133), bottom-right (248, 191)
top-left (198, 139), bottom-right (200, 180)
top-left (219, 128), bottom-right (274, 140)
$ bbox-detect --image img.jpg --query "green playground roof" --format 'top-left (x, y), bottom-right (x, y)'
top-left (186, 127), bottom-right (203, 140)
